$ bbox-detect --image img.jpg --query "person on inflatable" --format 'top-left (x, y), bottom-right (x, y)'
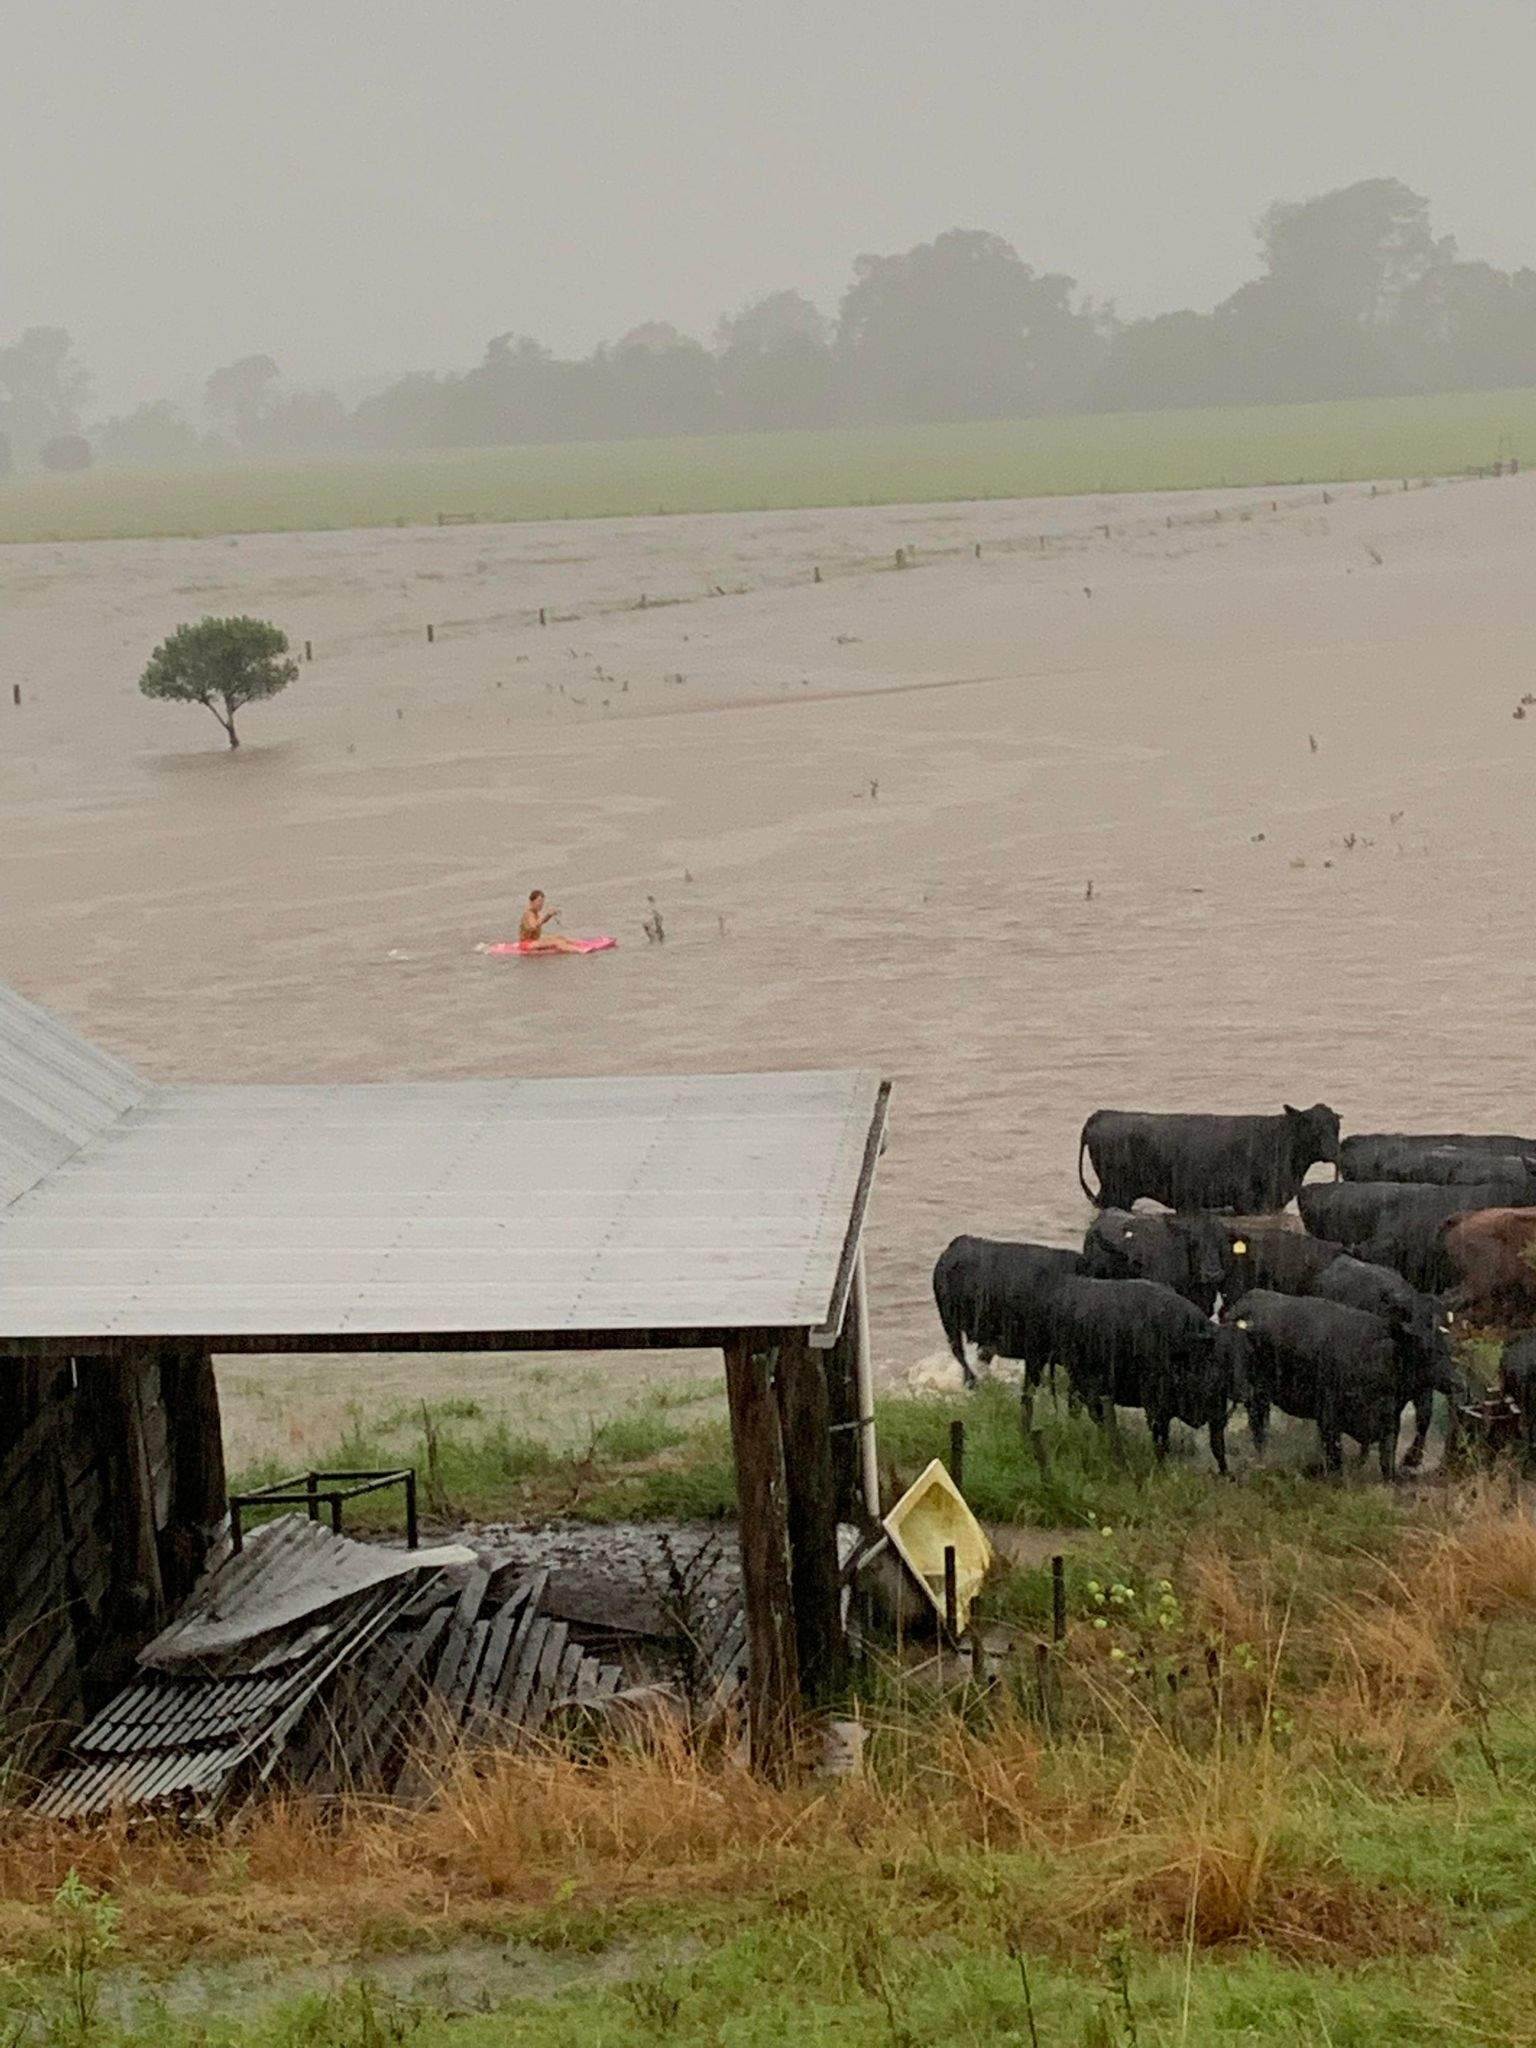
top-left (518, 889), bottom-right (582, 954)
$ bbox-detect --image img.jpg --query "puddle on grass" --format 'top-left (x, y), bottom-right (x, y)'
top-left (97, 1936), bottom-right (659, 2029)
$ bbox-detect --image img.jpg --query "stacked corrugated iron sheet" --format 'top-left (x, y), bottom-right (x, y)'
top-left (33, 1516), bottom-right (653, 1819)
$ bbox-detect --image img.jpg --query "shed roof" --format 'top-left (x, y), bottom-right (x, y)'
top-left (0, 983), bottom-right (887, 1347)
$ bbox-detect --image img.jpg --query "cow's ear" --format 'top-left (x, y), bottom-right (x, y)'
top-left (1283, 1103), bottom-right (1302, 1120)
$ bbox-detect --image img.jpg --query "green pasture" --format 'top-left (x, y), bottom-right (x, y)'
top-left (2, 387), bottom-right (1532, 543)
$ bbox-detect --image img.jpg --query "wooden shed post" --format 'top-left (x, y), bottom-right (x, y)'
top-left (158, 1342), bottom-right (227, 1604)
top-left (774, 1331), bottom-right (847, 1703)
top-left (723, 1332), bottom-right (799, 1778)
top-left (823, 1304), bottom-right (862, 1526)
top-left (91, 1354), bottom-right (166, 1639)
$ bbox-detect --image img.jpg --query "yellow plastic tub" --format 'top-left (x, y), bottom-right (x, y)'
top-left (882, 1459), bottom-right (993, 1633)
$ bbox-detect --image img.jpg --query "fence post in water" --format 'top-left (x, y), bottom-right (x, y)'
top-left (304, 640), bottom-right (312, 662)
top-left (11, 685), bottom-right (18, 706)
top-left (949, 1417), bottom-right (966, 1494)
top-left (539, 606), bottom-right (547, 626)
top-left (426, 623), bottom-right (434, 644)
top-left (973, 541), bottom-right (981, 559)
top-left (1051, 1554), bottom-right (1066, 1643)
top-left (943, 1545), bottom-right (958, 1639)
top-left (813, 565), bottom-right (822, 583)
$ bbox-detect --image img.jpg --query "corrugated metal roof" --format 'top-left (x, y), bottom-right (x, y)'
top-left (0, 983), bottom-right (886, 1342)
top-left (34, 1519), bottom-right (430, 1819)
top-left (0, 981), bottom-right (144, 1210)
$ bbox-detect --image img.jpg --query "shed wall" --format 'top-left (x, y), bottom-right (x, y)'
top-left (0, 1353), bottom-right (225, 1773)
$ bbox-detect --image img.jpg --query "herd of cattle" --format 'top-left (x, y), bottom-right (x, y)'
top-left (933, 1104), bottom-right (1536, 1481)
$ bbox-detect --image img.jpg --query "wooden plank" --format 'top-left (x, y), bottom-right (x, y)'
top-left (443, 1618), bottom-right (492, 1725)
top-left (723, 1333), bottom-right (799, 1780)
top-left (488, 1579), bottom-right (548, 1733)
top-left (553, 1639), bottom-right (585, 1706)
top-left (465, 1584), bottom-right (532, 1731)
top-left (431, 1567), bottom-right (490, 1704)
top-left (523, 1621), bottom-right (570, 1732)
top-left (353, 1606), bottom-right (451, 1763)
top-left (499, 1615), bottom-right (552, 1730)
top-left (774, 1333), bottom-right (847, 1705)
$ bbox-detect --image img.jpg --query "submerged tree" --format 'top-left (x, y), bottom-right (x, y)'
top-left (138, 615), bottom-right (298, 750)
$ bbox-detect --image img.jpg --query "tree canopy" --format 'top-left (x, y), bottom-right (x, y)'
top-left (138, 616), bottom-right (298, 750)
top-left (17, 174), bottom-right (1536, 471)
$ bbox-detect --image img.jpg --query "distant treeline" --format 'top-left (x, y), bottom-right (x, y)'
top-left (6, 177), bottom-right (1536, 474)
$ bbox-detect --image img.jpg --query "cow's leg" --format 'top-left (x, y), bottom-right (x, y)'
top-left (1320, 1425), bottom-right (1344, 1475)
top-left (1247, 1396), bottom-right (1270, 1455)
top-left (1378, 1419), bottom-right (1398, 1483)
top-left (1207, 1414), bottom-right (1230, 1478)
top-left (1400, 1394), bottom-right (1432, 1471)
top-left (1149, 1409), bottom-right (1172, 1462)
top-left (1020, 1358), bottom-right (1042, 1435)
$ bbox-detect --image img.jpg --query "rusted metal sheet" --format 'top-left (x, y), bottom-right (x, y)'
top-left (0, 988), bottom-right (887, 1344)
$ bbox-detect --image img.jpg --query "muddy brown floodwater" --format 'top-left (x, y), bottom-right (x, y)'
top-left (5, 475), bottom-right (1533, 1442)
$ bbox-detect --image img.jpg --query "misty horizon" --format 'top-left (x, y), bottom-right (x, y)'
top-left (6, 0), bottom-right (1536, 415)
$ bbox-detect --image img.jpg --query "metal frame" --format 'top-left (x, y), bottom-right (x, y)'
top-left (228, 1468), bottom-right (418, 1553)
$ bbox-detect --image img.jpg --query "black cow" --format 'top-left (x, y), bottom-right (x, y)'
top-left (1341, 1132), bottom-right (1536, 1183)
top-left (1082, 1208), bottom-right (1226, 1313)
top-left (1219, 1226), bottom-right (1345, 1303)
top-left (1078, 1104), bottom-right (1341, 1214)
top-left (1217, 1290), bottom-right (1427, 1479)
top-left (932, 1236), bottom-right (1083, 1389)
top-left (1049, 1275), bottom-right (1234, 1474)
top-left (1309, 1254), bottom-right (1455, 1469)
top-left (1300, 1178), bottom-right (1536, 1291)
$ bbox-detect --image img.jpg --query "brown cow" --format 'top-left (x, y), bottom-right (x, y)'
top-left (1442, 1209), bottom-right (1536, 1313)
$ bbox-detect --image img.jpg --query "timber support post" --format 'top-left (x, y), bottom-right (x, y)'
top-left (823, 1295), bottom-right (863, 1526)
top-left (158, 1342), bottom-right (226, 1604)
top-left (723, 1333), bottom-right (800, 1779)
top-left (775, 1332), bottom-right (847, 1705)
top-left (89, 1354), bottom-right (166, 1652)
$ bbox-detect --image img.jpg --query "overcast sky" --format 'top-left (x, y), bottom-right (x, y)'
top-left (6, 0), bottom-right (1536, 414)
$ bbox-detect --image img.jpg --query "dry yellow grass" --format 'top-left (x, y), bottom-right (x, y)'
top-left (3, 1494), bottom-right (1528, 1974)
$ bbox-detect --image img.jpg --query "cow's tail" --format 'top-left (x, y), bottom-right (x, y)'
top-left (933, 1259), bottom-right (970, 1374)
top-left (1077, 1123), bottom-right (1104, 1207)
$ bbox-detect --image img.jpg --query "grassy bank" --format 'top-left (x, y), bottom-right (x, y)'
top-left (2, 387), bottom-right (1532, 542)
top-left (6, 1393), bottom-right (1536, 2044)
